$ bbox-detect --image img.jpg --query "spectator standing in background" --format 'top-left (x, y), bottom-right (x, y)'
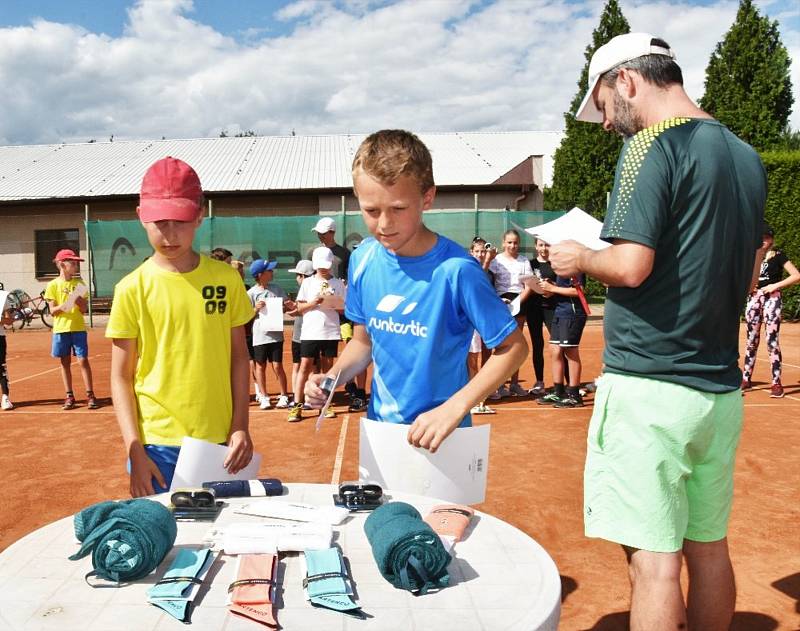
top-left (488, 229), bottom-right (533, 399)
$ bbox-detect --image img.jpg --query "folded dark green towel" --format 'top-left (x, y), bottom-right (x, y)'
top-left (364, 501), bottom-right (451, 594)
top-left (69, 499), bottom-right (177, 583)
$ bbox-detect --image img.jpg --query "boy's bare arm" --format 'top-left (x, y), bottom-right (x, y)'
top-left (224, 325), bottom-right (253, 474)
top-left (408, 327), bottom-right (528, 453)
top-left (110, 338), bottom-right (165, 497)
top-left (305, 324), bottom-right (373, 407)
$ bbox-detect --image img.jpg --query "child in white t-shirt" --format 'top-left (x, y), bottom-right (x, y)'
top-left (287, 247), bottom-right (346, 422)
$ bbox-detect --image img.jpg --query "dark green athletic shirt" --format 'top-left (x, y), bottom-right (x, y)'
top-left (601, 118), bottom-right (766, 393)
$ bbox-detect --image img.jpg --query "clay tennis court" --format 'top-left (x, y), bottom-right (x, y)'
top-left (0, 319), bottom-right (797, 629)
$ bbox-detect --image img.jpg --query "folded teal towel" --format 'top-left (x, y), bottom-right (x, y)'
top-left (69, 499), bottom-right (177, 583)
top-left (364, 502), bottom-right (451, 594)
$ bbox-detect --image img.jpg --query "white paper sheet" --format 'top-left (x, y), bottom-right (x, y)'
top-left (60, 284), bottom-right (88, 312)
top-left (170, 436), bottom-right (262, 492)
top-left (319, 294), bottom-right (345, 310)
top-left (258, 296), bottom-right (285, 332)
top-left (0, 290), bottom-right (8, 311)
top-left (508, 294), bottom-right (521, 316)
top-left (525, 207), bottom-right (611, 251)
top-left (358, 417), bottom-right (490, 505)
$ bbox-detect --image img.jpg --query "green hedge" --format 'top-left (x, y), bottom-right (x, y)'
top-left (761, 150), bottom-right (800, 320)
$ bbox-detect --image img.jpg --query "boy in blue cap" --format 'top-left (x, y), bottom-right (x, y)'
top-left (247, 259), bottom-right (294, 409)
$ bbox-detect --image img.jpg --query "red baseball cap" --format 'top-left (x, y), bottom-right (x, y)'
top-left (138, 157), bottom-right (203, 222)
top-left (54, 249), bottom-right (84, 262)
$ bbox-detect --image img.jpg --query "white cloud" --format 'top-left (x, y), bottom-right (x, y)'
top-left (0, 0), bottom-right (796, 146)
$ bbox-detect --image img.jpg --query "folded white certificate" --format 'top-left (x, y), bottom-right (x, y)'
top-left (170, 437), bottom-right (262, 491)
top-left (61, 283), bottom-right (88, 312)
top-left (319, 294), bottom-right (345, 310)
top-left (0, 290), bottom-right (8, 310)
top-left (359, 417), bottom-right (490, 505)
top-left (258, 297), bottom-right (285, 332)
top-left (525, 207), bottom-right (611, 250)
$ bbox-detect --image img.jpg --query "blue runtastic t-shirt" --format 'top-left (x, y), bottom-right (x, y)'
top-left (346, 235), bottom-right (518, 427)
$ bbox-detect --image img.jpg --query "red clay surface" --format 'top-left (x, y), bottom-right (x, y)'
top-left (0, 319), bottom-right (798, 630)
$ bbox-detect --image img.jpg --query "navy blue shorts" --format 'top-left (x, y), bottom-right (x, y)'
top-left (51, 331), bottom-right (89, 358)
top-left (549, 315), bottom-right (587, 347)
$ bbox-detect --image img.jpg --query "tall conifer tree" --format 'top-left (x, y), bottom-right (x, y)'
top-left (700, 0), bottom-right (793, 150)
top-left (545, 0), bottom-right (630, 216)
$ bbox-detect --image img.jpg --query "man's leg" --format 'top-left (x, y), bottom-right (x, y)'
top-left (683, 538), bottom-right (735, 631)
top-left (624, 546), bottom-right (687, 631)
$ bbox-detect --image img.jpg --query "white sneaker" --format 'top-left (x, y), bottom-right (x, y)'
top-left (254, 384), bottom-right (263, 402)
top-left (509, 383), bottom-right (528, 397)
top-left (275, 395), bottom-right (290, 409)
top-left (1, 395), bottom-right (13, 411)
top-left (259, 395), bottom-right (271, 410)
top-left (470, 403), bottom-right (495, 415)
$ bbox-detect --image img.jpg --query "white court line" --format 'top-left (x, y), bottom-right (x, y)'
top-left (330, 413), bottom-right (350, 485)
top-left (8, 354), bottom-right (103, 384)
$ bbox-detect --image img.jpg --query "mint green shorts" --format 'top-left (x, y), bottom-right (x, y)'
top-left (584, 372), bottom-right (743, 552)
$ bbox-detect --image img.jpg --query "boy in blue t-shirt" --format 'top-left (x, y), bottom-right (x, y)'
top-left (304, 129), bottom-right (527, 452)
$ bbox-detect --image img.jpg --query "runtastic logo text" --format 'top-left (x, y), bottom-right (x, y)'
top-left (368, 315), bottom-right (428, 338)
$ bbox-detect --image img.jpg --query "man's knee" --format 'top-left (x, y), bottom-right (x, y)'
top-left (624, 546), bottom-right (682, 584)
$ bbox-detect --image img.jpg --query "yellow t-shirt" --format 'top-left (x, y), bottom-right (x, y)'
top-left (44, 277), bottom-right (87, 333)
top-left (105, 256), bottom-right (252, 446)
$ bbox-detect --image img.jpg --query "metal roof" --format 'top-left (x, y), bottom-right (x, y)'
top-left (0, 131), bottom-right (563, 202)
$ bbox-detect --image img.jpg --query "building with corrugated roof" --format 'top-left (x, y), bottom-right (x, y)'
top-left (0, 131), bottom-right (562, 298)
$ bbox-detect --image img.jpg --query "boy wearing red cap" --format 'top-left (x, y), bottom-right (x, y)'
top-left (107, 157), bottom-right (254, 497)
top-left (44, 248), bottom-right (97, 410)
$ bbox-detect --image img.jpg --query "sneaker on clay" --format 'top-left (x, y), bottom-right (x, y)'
top-left (259, 395), bottom-right (271, 410)
top-left (275, 395), bottom-right (290, 408)
top-left (509, 383), bottom-right (528, 397)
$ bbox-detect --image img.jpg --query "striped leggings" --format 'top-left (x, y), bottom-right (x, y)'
top-left (742, 290), bottom-right (782, 385)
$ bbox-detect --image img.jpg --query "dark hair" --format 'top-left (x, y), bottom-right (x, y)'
top-left (471, 236), bottom-right (486, 245)
top-left (210, 247), bottom-right (233, 261)
top-left (503, 229), bottom-right (520, 240)
top-left (762, 223), bottom-right (774, 238)
top-left (601, 37), bottom-right (683, 89)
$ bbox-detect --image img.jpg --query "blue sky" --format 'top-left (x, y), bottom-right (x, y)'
top-left (0, 0), bottom-right (796, 145)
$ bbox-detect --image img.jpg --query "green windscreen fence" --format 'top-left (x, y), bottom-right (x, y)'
top-left (86, 210), bottom-right (564, 298)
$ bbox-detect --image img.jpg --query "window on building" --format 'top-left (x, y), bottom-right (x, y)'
top-left (35, 229), bottom-right (80, 278)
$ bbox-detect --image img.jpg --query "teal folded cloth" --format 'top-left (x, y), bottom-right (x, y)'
top-left (68, 499), bottom-right (177, 584)
top-left (147, 547), bottom-right (213, 622)
top-left (363, 502), bottom-right (451, 595)
top-left (304, 547), bottom-right (363, 616)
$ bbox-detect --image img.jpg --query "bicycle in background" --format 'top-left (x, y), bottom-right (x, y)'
top-left (1, 288), bottom-right (53, 330)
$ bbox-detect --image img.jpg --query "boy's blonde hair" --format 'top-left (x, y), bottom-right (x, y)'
top-left (352, 129), bottom-right (434, 193)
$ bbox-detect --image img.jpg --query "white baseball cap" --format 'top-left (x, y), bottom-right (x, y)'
top-left (288, 259), bottom-right (314, 276)
top-left (575, 33), bottom-right (676, 123)
top-left (312, 247), bottom-right (334, 270)
top-left (312, 217), bottom-right (336, 234)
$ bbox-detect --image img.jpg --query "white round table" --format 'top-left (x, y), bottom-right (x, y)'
top-left (0, 483), bottom-right (560, 630)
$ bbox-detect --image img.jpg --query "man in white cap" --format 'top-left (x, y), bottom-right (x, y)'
top-left (550, 33), bottom-right (766, 630)
top-left (311, 217), bottom-right (350, 281)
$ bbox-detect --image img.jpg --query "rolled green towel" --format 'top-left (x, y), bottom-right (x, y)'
top-left (364, 501), bottom-right (451, 594)
top-left (69, 498), bottom-right (177, 583)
